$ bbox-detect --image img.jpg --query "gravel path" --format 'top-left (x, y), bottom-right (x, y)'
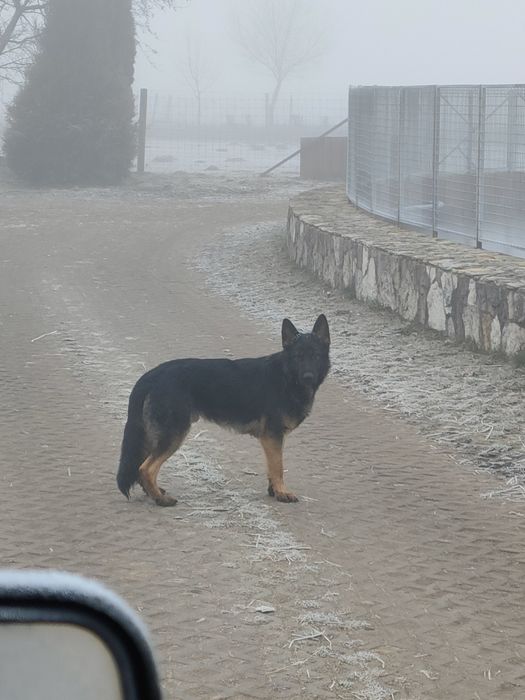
top-left (2, 170), bottom-right (525, 699)
top-left (197, 218), bottom-right (525, 500)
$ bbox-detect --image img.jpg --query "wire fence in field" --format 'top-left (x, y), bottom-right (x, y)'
top-left (347, 85), bottom-right (525, 258)
top-left (0, 89), bottom-right (347, 175)
top-left (139, 92), bottom-right (348, 174)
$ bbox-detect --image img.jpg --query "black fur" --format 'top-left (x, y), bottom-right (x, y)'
top-left (117, 314), bottom-right (330, 504)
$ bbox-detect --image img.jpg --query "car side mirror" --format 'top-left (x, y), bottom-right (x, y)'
top-left (0, 570), bottom-right (162, 700)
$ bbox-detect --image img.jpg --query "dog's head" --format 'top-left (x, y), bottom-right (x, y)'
top-left (281, 314), bottom-right (330, 389)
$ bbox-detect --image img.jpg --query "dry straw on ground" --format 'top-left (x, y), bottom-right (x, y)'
top-left (196, 214), bottom-right (525, 500)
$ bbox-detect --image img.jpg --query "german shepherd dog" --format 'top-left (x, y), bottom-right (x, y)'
top-left (117, 314), bottom-right (330, 506)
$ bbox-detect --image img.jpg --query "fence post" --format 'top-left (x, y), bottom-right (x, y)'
top-left (397, 88), bottom-right (405, 225)
top-left (467, 91), bottom-right (474, 170)
top-left (507, 88), bottom-right (517, 171)
top-left (137, 88), bottom-right (148, 174)
top-left (352, 89), bottom-right (359, 208)
top-left (475, 85), bottom-right (486, 249)
top-left (432, 86), bottom-right (440, 238)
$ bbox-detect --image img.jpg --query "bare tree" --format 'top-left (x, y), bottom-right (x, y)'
top-left (0, 1), bottom-right (45, 83)
top-left (180, 32), bottom-right (218, 126)
top-left (0, 0), bottom-right (188, 84)
top-left (232, 0), bottom-right (327, 126)
top-left (132, 0), bottom-right (188, 35)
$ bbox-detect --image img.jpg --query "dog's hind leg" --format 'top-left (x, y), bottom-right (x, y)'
top-left (138, 428), bottom-right (190, 507)
top-left (259, 435), bottom-right (298, 503)
top-left (138, 453), bottom-right (177, 506)
top-left (139, 392), bottom-right (193, 506)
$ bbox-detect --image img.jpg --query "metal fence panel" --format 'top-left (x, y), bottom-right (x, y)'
top-left (435, 86), bottom-right (480, 246)
top-left (399, 86), bottom-right (435, 230)
top-left (347, 84), bottom-right (525, 259)
top-left (351, 86), bottom-right (374, 210)
top-left (479, 86), bottom-right (525, 256)
top-left (346, 89), bottom-right (357, 202)
top-left (348, 87), bottom-right (400, 218)
top-left (370, 87), bottom-right (400, 220)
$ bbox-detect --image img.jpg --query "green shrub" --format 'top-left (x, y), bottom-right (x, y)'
top-left (4, 0), bottom-right (136, 186)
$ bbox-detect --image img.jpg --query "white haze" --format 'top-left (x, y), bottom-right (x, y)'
top-left (134, 0), bottom-right (525, 99)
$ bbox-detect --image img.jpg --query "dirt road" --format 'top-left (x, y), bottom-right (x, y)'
top-left (1, 174), bottom-right (524, 699)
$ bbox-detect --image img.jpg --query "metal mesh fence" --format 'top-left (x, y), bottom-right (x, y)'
top-left (480, 86), bottom-right (525, 255)
top-left (347, 87), bottom-right (400, 217)
top-left (399, 86), bottom-right (435, 230)
top-left (140, 92), bottom-right (347, 174)
top-left (0, 88), bottom-right (347, 177)
top-left (347, 85), bottom-right (525, 258)
top-left (436, 86), bottom-right (480, 246)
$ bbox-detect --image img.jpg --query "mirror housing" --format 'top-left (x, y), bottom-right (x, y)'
top-left (0, 570), bottom-right (162, 700)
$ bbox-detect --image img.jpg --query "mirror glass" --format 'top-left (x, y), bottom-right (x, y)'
top-left (0, 623), bottom-right (123, 700)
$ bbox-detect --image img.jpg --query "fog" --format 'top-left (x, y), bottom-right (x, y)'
top-left (2, 0), bottom-right (524, 178)
top-left (134, 0), bottom-right (525, 97)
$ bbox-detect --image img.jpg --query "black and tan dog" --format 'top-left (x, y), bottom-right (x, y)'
top-left (117, 314), bottom-right (330, 506)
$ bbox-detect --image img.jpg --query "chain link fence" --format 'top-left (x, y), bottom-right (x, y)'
top-left (140, 92), bottom-right (347, 174)
top-left (0, 88), bottom-right (347, 175)
top-left (347, 85), bottom-right (525, 258)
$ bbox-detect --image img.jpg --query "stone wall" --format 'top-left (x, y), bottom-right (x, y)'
top-left (287, 186), bottom-right (525, 356)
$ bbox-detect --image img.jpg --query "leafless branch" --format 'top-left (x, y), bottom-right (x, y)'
top-left (231, 0), bottom-right (327, 123)
top-left (178, 30), bottom-right (219, 124)
top-left (0, 0), bottom-right (189, 84)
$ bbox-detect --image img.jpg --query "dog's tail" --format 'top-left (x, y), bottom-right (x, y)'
top-left (117, 385), bottom-right (147, 499)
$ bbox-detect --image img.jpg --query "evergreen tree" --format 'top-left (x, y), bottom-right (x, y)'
top-left (3, 0), bottom-right (136, 186)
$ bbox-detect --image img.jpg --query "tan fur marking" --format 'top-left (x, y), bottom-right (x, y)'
top-left (240, 417), bottom-right (266, 437)
top-left (283, 414), bottom-right (300, 433)
top-left (220, 417), bottom-right (266, 437)
top-left (138, 454), bottom-right (171, 500)
top-left (138, 430), bottom-right (189, 506)
top-left (259, 435), bottom-right (297, 502)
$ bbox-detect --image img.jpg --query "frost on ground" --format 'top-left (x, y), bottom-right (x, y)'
top-left (196, 218), bottom-right (525, 499)
top-left (37, 276), bottom-right (392, 700)
top-left (0, 166), bottom-right (316, 204)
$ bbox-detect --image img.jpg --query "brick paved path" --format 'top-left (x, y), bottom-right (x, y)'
top-left (1, 182), bottom-right (524, 699)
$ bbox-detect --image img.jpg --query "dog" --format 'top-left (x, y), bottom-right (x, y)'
top-left (117, 314), bottom-right (330, 506)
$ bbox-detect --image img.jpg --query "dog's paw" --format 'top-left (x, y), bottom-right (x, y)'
top-left (275, 491), bottom-right (298, 503)
top-left (155, 494), bottom-right (178, 507)
top-left (268, 482), bottom-right (275, 497)
top-left (140, 483), bottom-right (165, 496)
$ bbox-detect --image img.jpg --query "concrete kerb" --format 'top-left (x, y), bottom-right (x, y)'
top-left (287, 186), bottom-right (525, 356)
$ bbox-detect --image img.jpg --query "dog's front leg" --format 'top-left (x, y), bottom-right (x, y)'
top-left (259, 435), bottom-right (298, 503)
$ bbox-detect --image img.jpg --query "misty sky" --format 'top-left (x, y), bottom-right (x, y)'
top-left (134, 0), bottom-right (525, 99)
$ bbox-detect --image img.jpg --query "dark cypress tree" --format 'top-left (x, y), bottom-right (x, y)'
top-left (3, 0), bottom-right (136, 186)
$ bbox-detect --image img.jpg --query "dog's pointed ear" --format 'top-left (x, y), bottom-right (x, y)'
top-left (312, 314), bottom-right (330, 345)
top-left (282, 318), bottom-right (299, 348)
